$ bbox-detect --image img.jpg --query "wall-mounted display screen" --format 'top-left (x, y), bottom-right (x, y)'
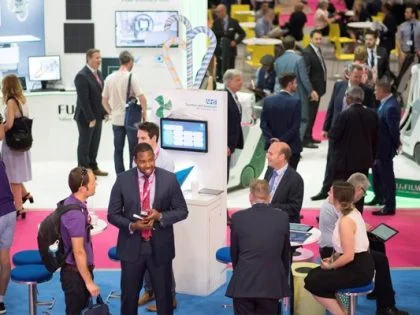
top-left (28, 55), bottom-right (61, 81)
top-left (115, 11), bottom-right (178, 48)
top-left (160, 118), bottom-right (208, 153)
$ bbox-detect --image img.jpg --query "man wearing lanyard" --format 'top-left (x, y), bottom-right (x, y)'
top-left (137, 122), bottom-right (177, 311)
top-left (108, 143), bottom-right (188, 315)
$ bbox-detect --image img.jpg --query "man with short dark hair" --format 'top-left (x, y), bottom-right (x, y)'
top-left (364, 30), bottom-right (393, 81)
top-left (103, 50), bottom-right (147, 174)
top-left (303, 29), bottom-right (327, 146)
top-left (274, 36), bottom-right (319, 147)
top-left (74, 48), bottom-right (108, 176)
top-left (226, 179), bottom-right (290, 314)
top-left (60, 167), bottom-right (100, 315)
top-left (108, 143), bottom-right (188, 315)
top-left (265, 141), bottom-right (304, 223)
top-left (369, 80), bottom-right (400, 216)
top-left (260, 73), bottom-right (302, 169)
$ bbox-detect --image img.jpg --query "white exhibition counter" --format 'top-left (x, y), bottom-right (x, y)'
top-left (173, 191), bottom-right (227, 296)
top-left (0, 91), bottom-right (115, 163)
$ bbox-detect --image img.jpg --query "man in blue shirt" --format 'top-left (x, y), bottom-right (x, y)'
top-left (60, 167), bottom-right (100, 315)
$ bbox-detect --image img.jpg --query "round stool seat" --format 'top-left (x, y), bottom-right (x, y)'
top-left (216, 247), bottom-right (231, 264)
top-left (108, 246), bottom-right (119, 261)
top-left (11, 264), bottom-right (52, 283)
top-left (338, 282), bottom-right (374, 295)
top-left (13, 250), bottom-right (42, 266)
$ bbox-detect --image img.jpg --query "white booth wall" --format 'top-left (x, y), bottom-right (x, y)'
top-left (44, 0), bottom-right (207, 91)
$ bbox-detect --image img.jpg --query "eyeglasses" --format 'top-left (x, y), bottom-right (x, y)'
top-left (80, 168), bottom-right (88, 188)
top-left (361, 187), bottom-right (367, 197)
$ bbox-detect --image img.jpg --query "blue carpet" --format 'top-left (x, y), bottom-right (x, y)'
top-left (5, 270), bottom-right (420, 314)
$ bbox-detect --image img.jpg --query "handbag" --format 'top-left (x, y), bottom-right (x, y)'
top-left (5, 99), bottom-right (33, 152)
top-left (124, 73), bottom-right (142, 131)
top-left (81, 295), bottom-right (111, 315)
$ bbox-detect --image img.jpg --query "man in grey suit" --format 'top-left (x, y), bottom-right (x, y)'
top-left (107, 143), bottom-right (188, 315)
top-left (226, 179), bottom-right (290, 315)
top-left (274, 36), bottom-right (319, 148)
top-left (265, 141), bottom-right (304, 223)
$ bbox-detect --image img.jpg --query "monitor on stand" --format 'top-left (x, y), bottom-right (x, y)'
top-left (28, 55), bottom-right (61, 91)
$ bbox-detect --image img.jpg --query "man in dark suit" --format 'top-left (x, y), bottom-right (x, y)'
top-left (107, 143), bottom-right (188, 315)
top-left (369, 80), bottom-right (400, 216)
top-left (260, 73), bottom-right (302, 169)
top-left (212, 4), bottom-right (246, 81)
top-left (302, 29), bottom-right (327, 146)
top-left (224, 69), bottom-right (244, 182)
top-left (226, 179), bottom-right (290, 315)
top-left (265, 142), bottom-right (304, 223)
top-left (328, 86), bottom-right (379, 213)
top-left (74, 48), bottom-right (108, 176)
top-left (379, 2), bottom-right (397, 57)
top-left (311, 64), bottom-right (376, 201)
top-left (365, 30), bottom-right (394, 81)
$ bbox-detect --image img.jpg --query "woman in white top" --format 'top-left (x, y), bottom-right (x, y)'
top-left (305, 181), bottom-right (374, 315)
top-left (314, 0), bottom-right (338, 36)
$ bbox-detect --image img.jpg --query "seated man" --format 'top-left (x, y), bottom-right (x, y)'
top-left (319, 172), bottom-right (408, 315)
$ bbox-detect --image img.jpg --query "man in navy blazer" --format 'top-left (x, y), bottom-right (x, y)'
top-left (311, 64), bottom-right (376, 201)
top-left (107, 143), bottom-right (188, 315)
top-left (370, 80), bottom-right (401, 216)
top-left (224, 69), bottom-right (244, 182)
top-left (226, 180), bottom-right (290, 314)
top-left (74, 48), bottom-right (108, 176)
top-left (260, 73), bottom-right (302, 169)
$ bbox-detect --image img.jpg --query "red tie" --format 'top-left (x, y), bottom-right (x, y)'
top-left (141, 176), bottom-right (152, 240)
top-left (93, 71), bottom-right (102, 88)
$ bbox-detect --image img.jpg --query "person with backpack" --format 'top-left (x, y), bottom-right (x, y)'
top-left (59, 167), bottom-right (100, 314)
top-left (0, 118), bottom-right (16, 315)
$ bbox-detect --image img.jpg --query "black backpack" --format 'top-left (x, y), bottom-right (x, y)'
top-left (37, 201), bottom-right (83, 272)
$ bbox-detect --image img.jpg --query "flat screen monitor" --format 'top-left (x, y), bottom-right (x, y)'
top-left (28, 55), bottom-right (61, 90)
top-left (115, 11), bottom-right (178, 48)
top-left (160, 118), bottom-right (208, 153)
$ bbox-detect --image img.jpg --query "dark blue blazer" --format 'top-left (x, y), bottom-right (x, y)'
top-left (260, 91), bottom-right (302, 153)
top-left (226, 203), bottom-right (290, 299)
top-left (107, 167), bottom-right (188, 264)
top-left (74, 66), bottom-right (105, 125)
top-left (227, 90), bottom-right (244, 152)
top-left (377, 95), bottom-right (401, 160)
top-left (323, 80), bottom-right (375, 132)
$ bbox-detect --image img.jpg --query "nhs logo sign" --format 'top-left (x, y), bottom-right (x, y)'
top-left (205, 98), bottom-right (217, 105)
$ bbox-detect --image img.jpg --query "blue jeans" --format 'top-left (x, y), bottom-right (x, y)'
top-left (112, 125), bottom-right (137, 174)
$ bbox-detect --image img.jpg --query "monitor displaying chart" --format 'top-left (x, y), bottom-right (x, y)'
top-left (160, 118), bottom-right (208, 153)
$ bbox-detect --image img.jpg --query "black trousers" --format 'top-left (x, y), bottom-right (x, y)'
top-left (333, 168), bottom-right (369, 214)
top-left (372, 158), bottom-right (396, 212)
top-left (233, 298), bottom-right (280, 315)
top-left (60, 268), bottom-right (93, 315)
top-left (76, 119), bottom-right (102, 170)
top-left (319, 247), bottom-right (396, 309)
top-left (304, 99), bottom-right (321, 143)
top-left (120, 242), bottom-right (173, 315)
top-left (288, 154), bottom-right (300, 171)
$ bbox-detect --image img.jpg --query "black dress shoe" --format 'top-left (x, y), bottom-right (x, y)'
top-left (376, 306), bottom-right (409, 315)
top-left (365, 198), bottom-right (384, 206)
top-left (303, 142), bottom-right (319, 149)
top-left (93, 169), bottom-right (108, 176)
top-left (311, 139), bottom-right (321, 144)
top-left (372, 208), bottom-right (396, 216)
top-left (311, 191), bottom-right (328, 201)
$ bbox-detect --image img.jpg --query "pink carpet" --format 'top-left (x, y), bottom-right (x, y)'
top-left (11, 207), bottom-right (420, 269)
top-left (227, 208), bottom-right (420, 268)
